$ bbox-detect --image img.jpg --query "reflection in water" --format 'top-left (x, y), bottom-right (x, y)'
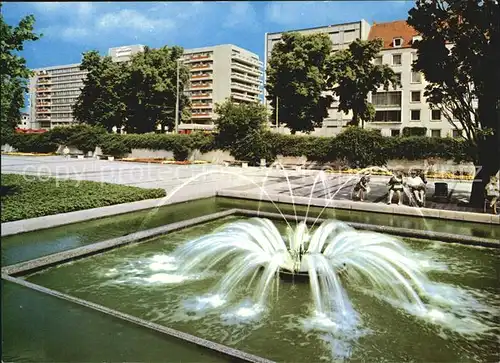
top-left (93, 219), bottom-right (499, 361)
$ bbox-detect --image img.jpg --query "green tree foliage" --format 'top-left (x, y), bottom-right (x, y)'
top-left (73, 51), bottom-right (126, 132)
top-left (266, 32), bottom-right (333, 134)
top-left (0, 4), bottom-right (41, 135)
top-left (407, 0), bottom-right (500, 206)
top-left (123, 46), bottom-right (190, 133)
top-left (326, 39), bottom-right (399, 128)
top-left (214, 100), bottom-right (271, 164)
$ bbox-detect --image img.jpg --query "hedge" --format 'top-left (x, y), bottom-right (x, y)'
top-left (1, 173), bottom-right (166, 222)
top-left (2, 126), bottom-right (476, 167)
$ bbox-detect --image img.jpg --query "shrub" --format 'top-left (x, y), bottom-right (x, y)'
top-left (6, 133), bottom-right (58, 153)
top-left (100, 137), bottom-right (131, 158)
top-left (402, 127), bottom-right (427, 137)
top-left (66, 124), bottom-right (106, 154)
top-left (333, 127), bottom-right (389, 167)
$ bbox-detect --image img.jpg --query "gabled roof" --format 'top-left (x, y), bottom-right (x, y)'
top-left (368, 20), bottom-right (419, 49)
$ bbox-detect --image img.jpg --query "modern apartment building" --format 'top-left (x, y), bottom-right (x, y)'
top-left (180, 44), bottom-right (263, 132)
top-left (264, 20), bottom-right (461, 138)
top-left (28, 45), bottom-right (144, 130)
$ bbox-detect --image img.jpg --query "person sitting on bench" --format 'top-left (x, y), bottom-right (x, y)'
top-left (485, 175), bottom-right (499, 215)
top-left (406, 170), bottom-right (426, 206)
top-left (353, 173), bottom-right (371, 201)
top-left (387, 171), bottom-right (404, 205)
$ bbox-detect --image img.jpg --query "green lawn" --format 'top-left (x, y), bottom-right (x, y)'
top-left (1, 174), bottom-right (166, 223)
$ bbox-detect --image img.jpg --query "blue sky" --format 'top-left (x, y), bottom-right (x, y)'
top-left (4, 1), bottom-right (415, 69)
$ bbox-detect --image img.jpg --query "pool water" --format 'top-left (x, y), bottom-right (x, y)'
top-left (24, 217), bottom-right (500, 363)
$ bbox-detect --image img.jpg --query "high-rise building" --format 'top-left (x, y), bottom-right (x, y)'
top-left (28, 43), bottom-right (262, 131)
top-left (28, 45), bottom-right (144, 130)
top-left (180, 44), bottom-right (263, 132)
top-left (264, 19), bottom-right (461, 138)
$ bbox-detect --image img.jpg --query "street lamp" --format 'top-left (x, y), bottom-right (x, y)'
top-left (174, 58), bottom-right (180, 134)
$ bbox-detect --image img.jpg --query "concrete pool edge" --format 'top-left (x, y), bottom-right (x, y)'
top-left (1, 274), bottom-right (274, 363)
top-left (0, 194), bottom-right (216, 237)
top-left (218, 190), bottom-right (500, 225)
top-left (3, 208), bottom-right (498, 278)
top-left (1, 209), bottom-right (238, 276)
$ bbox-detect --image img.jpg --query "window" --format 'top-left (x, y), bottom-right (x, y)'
top-left (330, 32), bottom-right (340, 44)
top-left (374, 110), bottom-right (401, 122)
top-left (343, 29), bottom-right (356, 43)
top-left (411, 91), bottom-right (421, 103)
top-left (411, 52), bottom-right (418, 63)
top-left (411, 71), bottom-right (422, 83)
top-left (371, 91), bottom-right (401, 107)
top-left (374, 56), bottom-right (382, 65)
top-left (452, 129), bottom-right (463, 138)
top-left (411, 110), bottom-right (421, 121)
top-left (431, 129), bottom-right (441, 138)
top-left (393, 38), bottom-right (403, 48)
top-left (431, 109), bottom-right (441, 120)
top-left (392, 54), bottom-right (402, 65)
top-left (391, 129), bottom-right (401, 137)
top-left (394, 73), bottom-right (401, 86)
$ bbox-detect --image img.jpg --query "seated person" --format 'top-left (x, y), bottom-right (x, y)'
top-left (353, 173), bottom-right (371, 201)
top-left (406, 170), bottom-right (426, 206)
top-left (485, 175), bottom-right (499, 215)
top-left (387, 171), bottom-right (404, 205)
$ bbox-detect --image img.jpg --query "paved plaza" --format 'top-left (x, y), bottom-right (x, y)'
top-left (2, 155), bottom-right (475, 207)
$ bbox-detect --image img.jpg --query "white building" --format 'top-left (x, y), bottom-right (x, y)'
top-left (264, 20), bottom-right (461, 138)
top-left (28, 45), bottom-right (145, 130)
top-left (180, 44), bottom-right (263, 133)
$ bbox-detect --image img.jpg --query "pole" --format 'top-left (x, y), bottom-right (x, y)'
top-left (275, 96), bottom-right (279, 129)
top-left (175, 59), bottom-right (180, 134)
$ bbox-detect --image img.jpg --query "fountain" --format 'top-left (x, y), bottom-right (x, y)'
top-left (173, 217), bottom-right (434, 324)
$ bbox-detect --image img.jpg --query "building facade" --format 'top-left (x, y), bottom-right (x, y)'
top-left (180, 44), bottom-right (263, 132)
top-left (264, 20), bottom-right (371, 136)
top-left (28, 45), bottom-right (144, 130)
top-left (28, 44), bottom-right (262, 131)
top-left (367, 21), bottom-right (460, 138)
top-left (17, 112), bottom-right (30, 129)
top-left (264, 20), bottom-right (460, 138)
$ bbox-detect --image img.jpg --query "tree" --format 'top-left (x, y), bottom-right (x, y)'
top-left (214, 100), bottom-right (271, 164)
top-left (123, 46), bottom-right (190, 133)
top-left (0, 4), bottom-right (41, 135)
top-left (73, 51), bottom-right (126, 132)
top-left (326, 38), bottom-right (400, 129)
top-left (407, 0), bottom-right (500, 206)
top-left (266, 32), bottom-right (333, 134)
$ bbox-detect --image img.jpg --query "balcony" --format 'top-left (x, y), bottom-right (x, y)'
top-left (187, 83), bottom-right (212, 91)
top-left (184, 54), bottom-right (213, 63)
top-left (37, 72), bottom-right (50, 78)
top-left (191, 102), bottom-right (213, 109)
top-left (190, 63), bottom-right (213, 71)
top-left (231, 72), bottom-right (261, 86)
top-left (230, 62), bottom-right (262, 77)
top-left (190, 93), bottom-right (212, 100)
top-left (37, 94), bottom-right (52, 99)
top-left (231, 93), bottom-right (260, 103)
top-left (231, 53), bottom-right (263, 67)
top-left (192, 112), bottom-right (213, 119)
top-left (36, 101), bottom-right (51, 106)
top-left (190, 73), bottom-right (212, 80)
top-left (36, 109), bottom-right (52, 114)
top-left (36, 87), bottom-right (51, 92)
top-left (231, 82), bottom-right (260, 94)
top-left (36, 115), bottom-right (51, 120)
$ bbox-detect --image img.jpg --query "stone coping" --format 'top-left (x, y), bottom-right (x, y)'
top-left (1, 274), bottom-right (273, 363)
top-left (1, 194), bottom-right (216, 237)
top-left (218, 190), bottom-right (500, 225)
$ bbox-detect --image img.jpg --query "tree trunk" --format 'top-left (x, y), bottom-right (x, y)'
top-left (469, 97), bottom-right (500, 207)
top-left (349, 111), bottom-right (359, 127)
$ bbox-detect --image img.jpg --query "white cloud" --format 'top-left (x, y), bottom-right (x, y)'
top-left (97, 9), bottom-right (175, 33)
top-left (224, 2), bottom-right (260, 30)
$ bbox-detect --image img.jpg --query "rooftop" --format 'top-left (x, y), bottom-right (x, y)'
top-left (368, 20), bottom-right (419, 49)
